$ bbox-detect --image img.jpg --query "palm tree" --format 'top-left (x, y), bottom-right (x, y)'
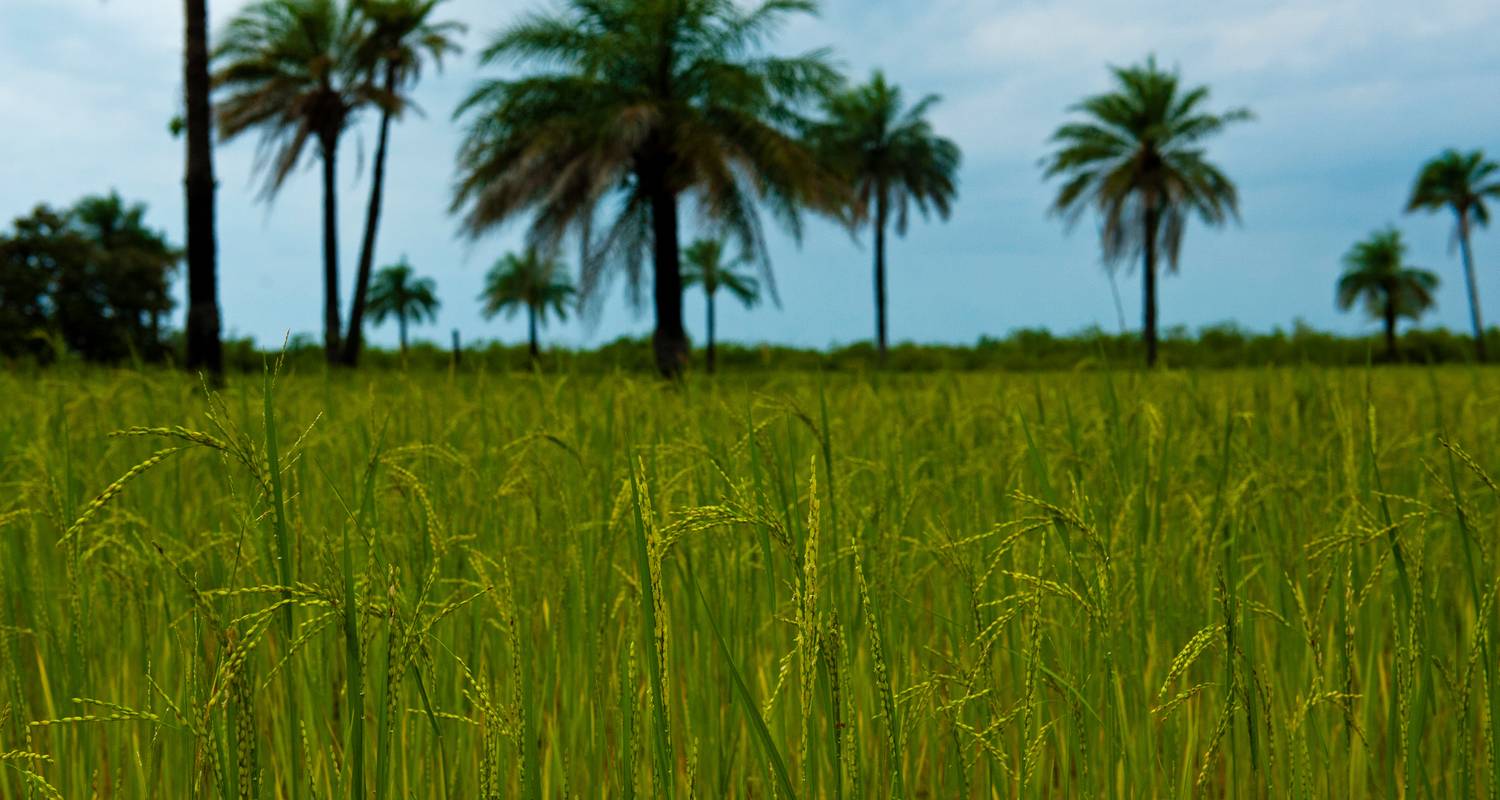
top-left (214, 0), bottom-right (376, 364)
top-left (366, 257), bottom-right (439, 354)
top-left (1337, 227), bottom-right (1439, 361)
top-left (682, 238), bottom-right (761, 373)
top-left (452, 0), bottom-right (839, 378)
top-left (1043, 56), bottom-right (1251, 367)
top-left (479, 248), bottom-right (575, 362)
top-left (342, 0), bottom-right (464, 366)
top-left (184, 0), bottom-right (222, 377)
top-left (1406, 149), bottom-right (1500, 362)
top-left (811, 71), bottom-right (960, 361)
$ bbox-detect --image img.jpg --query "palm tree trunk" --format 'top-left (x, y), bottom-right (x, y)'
top-left (398, 312), bottom-right (408, 357)
top-left (183, 0), bottom-right (221, 378)
top-left (528, 306), bottom-right (539, 363)
top-left (1142, 203), bottom-right (1160, 368)
top-left (645, 163), bottom-right (686, 378)
top-left (706, 290), bottom-right (717, 374)
top-left (1384, 300), bottom-right (1398, 362)
top-left (343, 64), bottom-right (398, 367)
top-left (874, 192), bottom-right (889, 362)
top-left (1457, 212), bottom-right (1487, 362)
top-left (319, 132), bottom-right (342, 365)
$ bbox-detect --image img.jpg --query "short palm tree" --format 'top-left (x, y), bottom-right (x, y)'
top-left (366, 257), bottom-right (439, 354)
top-left (1337, 228), bottom-right (1439, 361)
top-left (452, 0), bottom-right (839, 378)
top-left (682, 238), bottom-right (761, 373)
top-left (214, 0), bottom-right (376, 364)
top-left (1406, 148), bottom-right (1500, 362)
top-left (479, 248), bottom-right (576, 362)
top-left (342, 0), bottom-right (464, 366)
top-left (1043, 56), bottom-right (1251, 367)
top-left (811, 71), bottom-right (960, 361)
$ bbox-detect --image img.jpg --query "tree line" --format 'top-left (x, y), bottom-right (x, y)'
top-left (5, 0), bottom-right (1497, 374)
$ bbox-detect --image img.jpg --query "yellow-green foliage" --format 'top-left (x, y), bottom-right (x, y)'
top-left (1, 366), bottom-right (1499, 798)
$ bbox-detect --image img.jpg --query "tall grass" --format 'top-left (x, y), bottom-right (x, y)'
top-left (0, 365), bottom-right (1497, 797)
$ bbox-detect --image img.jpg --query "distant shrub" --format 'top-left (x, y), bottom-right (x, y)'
top-left (91, 322), bottom-right (1497, 375)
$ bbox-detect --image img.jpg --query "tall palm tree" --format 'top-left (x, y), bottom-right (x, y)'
top-left (184, 0), bottom-right (222, 377)
top-left (366, 257), bottom-right (439, 354)
top-left (214, 0), bottom-right (377, 364)
top-left (452, 0), bottom-right (839, 378)
top-left (682, 238), bottom-right (761, 373)
top-left (1043, 56), bottom-right (1251, 367)
top-left (479, 248), bottom-right (576, 362)
top-left (342, 0), bottom-right (464, 366)
top-left (811, 71), bottom-right (960, 361)
top-left (1337, 227), bottom-right (1439, 361)
top-left (1406, 148), bottom-right (1500, 362)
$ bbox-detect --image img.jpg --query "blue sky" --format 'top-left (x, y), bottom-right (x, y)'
top-left (5, 0), bottom-right (1500, 350)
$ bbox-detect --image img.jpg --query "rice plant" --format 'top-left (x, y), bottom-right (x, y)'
top-left (0, 365), bottom-right (1497, 798)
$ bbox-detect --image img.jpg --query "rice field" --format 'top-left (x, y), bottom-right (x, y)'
top-left (1, 365), bottom-right (1498, 798)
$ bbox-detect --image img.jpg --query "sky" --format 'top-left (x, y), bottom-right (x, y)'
top-left (4, 0), bottom-right (1500, 351)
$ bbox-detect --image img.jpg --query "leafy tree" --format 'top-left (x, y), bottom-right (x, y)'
top-left (71, 193), bottom-right (181, 357)
top-left (811, 70), bottom-right (960, 361)
top-left (682, 238), bottom-right (760, 372)
top-left (479, 248), bottom-right (575, 362)
top-left (1043, 56), bottom-right (1251, 367)
top-left (342, 0), bottom-right (464, 366)
top-left (0, 197), bottom-right (179, 363)
top-left (0, 208), bottom-right (73, 359)
top-left (365, 257), bottom-right (439, 354)
top-left (452, 0), bottom-right (839, 377)
top-left (1337, 227), bottom-right (1439, 361)
top-left (214, 0), bottom-right (378, 363)
top-left (184, 0), bottom-right (223, 377)
top-left (1406, 148), bottom-right (1500, 362)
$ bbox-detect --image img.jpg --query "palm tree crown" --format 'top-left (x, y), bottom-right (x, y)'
top-left (451, 0), bottom-right (839, 376)
top-left (215, 0), bottom-right (382, 363)
top-left (354, 0), bottom-right (464, 91)
top-left (811, 70), bottom-right (960, 359)
top-left (480, 249), bottom-right (576, 320)
top-left (1043, 56), bottom-right (1250, 366)
top-left (366, 257), bottom-right (439, 353)
top-left (1408, 149), bottom-right (1500, 226)
top-left (683, 237), bottom-right (762, 372)
top-left (1337, 227), bottom-right (1439, 359)
top-left (214, 0), bottom-right (374, 198)
top-left (480, 248), bottom-right (576, 360)
top-left (1406, 148), bottom-right (1500, 361)
top-left (683, 239), bottom-right (761, 307)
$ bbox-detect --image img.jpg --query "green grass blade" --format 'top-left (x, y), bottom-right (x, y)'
top-left (263, 362), bottom-right (304, 800)
top-left (628, 459), bottom-right (674, 798)
top-left (679, 557), bottom-right (798, 800)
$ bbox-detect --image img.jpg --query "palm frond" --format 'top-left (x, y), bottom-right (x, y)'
top-left (1042, 55), bottom-right (1249, 273)
top-left (1336, 227), bottom-right (1440, 322)
top-left (366, 258), bottom-right (440, 326)
top-left (453, 0), bottom-right (832, 317)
